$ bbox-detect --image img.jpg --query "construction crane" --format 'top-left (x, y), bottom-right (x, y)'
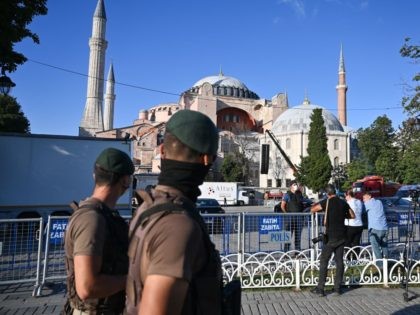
top-left (265, 129), bottom-right (298, 175)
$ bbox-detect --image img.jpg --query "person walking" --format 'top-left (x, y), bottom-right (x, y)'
top-left (344, 189), bottom-right (364, 256)
top-left (363, 191), bottom-right (389, 262)
top-left (280, 180), bottom-right (304, 251)
top-left (125, 110), bottom-right (223, 315)
top-left (64, 148), bottom-right (134, 314)
top-left (310, 184), bottom-right (355, 296)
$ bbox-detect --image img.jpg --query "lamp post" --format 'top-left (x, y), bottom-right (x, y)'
top-left (0, 70), bottom-right (16, 95)
top-left (332, 163), bottom-right (346, 194)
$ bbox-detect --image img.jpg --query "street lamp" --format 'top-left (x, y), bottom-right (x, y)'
top-left (0, 70), bottom-right (16, 95)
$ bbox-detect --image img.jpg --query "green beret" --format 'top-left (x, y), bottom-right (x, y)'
top-left (166, 110), bottom-right (219, 155)
top-left (95, 148), bottom-right (134, 175)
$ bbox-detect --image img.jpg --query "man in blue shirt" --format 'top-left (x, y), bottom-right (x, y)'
top-left (363, 191), bottom-right (389, 261)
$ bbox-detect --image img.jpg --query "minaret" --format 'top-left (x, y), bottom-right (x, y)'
top-left (103, 64), bottom-right (115, 130)
top-left (79, 0), bottom-right (108, 136)
top-left (336, 44), bottom-right (348, 126)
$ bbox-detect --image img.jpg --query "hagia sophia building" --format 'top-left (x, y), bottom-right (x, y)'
top-left (79, 0), bottom-right (357, 189)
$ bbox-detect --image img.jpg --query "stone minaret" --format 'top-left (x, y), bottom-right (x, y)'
top-left (336, 45), bottom-right (348, 126)
top-left (79, 0), bottom-right (107, 136)
top-left (103, 64), bottom-right (115, 130)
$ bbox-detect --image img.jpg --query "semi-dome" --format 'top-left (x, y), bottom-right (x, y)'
top-left (271, 99), bottom-right (344, 134)
top-left (188, 72), bottom-right (259, 100)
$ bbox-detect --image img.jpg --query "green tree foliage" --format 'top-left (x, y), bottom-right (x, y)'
top-left (0, 0), bottom-right (48, 73)
top-left (220, 154), bottom-right (243, 182)
top-left (400, 38), bottom-right (419, 116)
top-left (398, 141), bottom-right (420, 184)
top-left (343, 158), bottom-right (372, 188)
top-left (357, 115), bottom-right (394, 169)
top-left (375, 146), bottom-right (400, 182)
top-left (296, 108), bottom-right (332, 192)
top-left (0, 95), bottom-right (30, 133)
top-left (396, 118), bottom-right (420, 183)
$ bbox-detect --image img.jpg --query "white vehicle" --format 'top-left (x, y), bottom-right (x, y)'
top-left (199, 182), bottom-right (255, 206)
top-left (0, 133), bottom-right (133, 220)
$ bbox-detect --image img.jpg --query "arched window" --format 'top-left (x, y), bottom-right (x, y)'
top-left (334, 139), bottom-right (339, 150)
top-left (286, 138), bottom-right (291, 149)
top-left (334, 157), bottom-right (339, 167)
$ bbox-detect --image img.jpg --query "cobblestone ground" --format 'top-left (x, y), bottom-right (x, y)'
top-left (0, 282), bottom-right (419, 315)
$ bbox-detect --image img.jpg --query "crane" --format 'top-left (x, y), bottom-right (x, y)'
top-left (265, 129), bottom-right (298, 175)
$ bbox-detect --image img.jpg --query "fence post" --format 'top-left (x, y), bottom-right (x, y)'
top-left (237, 213), bottom-right (242, 283)
top-left (35, 216), bottom-right (52, 296)
top-left (295, 259), bottom-right (301, 291)
top-left (383, 258), bottom-right (389, 288)
top-left (32, 218), bottom-right (44, 297)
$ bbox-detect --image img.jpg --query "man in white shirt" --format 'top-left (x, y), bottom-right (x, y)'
top-left (344, 190), bottom-right (364, 256)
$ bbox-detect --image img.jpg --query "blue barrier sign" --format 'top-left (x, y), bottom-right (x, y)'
top-left (259, 216), bottom-right (281, 234)
top-left (258, 216), bottom-right (291, 244)
top-left (50, 220), bottom-right (68, 244)
top-left (398, 213), bottom-right (414, 226)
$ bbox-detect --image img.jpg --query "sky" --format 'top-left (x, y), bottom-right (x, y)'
top-left (10, 0), bottom-right (420, 136)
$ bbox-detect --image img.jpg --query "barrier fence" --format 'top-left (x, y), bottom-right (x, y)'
top-left (0, 211), bottom-right (419, 296)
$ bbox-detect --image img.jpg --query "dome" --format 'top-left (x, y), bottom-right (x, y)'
top-left (271, 100), bottom-right (344, 134)
top-left (188, 73), bottom-right (259, 100)
top-left (192, 75), bottom-right (249, 90)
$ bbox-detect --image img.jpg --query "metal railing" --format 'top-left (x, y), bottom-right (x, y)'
top-left (1, 210), bottom-right (419, 295)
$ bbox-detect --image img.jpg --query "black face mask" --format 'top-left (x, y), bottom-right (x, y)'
top-left (158, 159), bottom-right (210, 202)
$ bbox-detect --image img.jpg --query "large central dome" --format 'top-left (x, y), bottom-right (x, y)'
top-left (193, 74), bottom-right (249, 90)
top-left (189, 73), bottom-right (259, 99)
top-left (271, 100), bottom-right (344, 134)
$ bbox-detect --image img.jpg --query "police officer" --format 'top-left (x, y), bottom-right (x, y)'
top-left (125, 110), bottom-right (222, 315)
top-left (64, 148), bottom-right (134, 314)
top-left (281, 180), bottom-right (304, 251)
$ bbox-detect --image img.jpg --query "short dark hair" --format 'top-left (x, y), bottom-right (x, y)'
top-left (94, 164), bottom-right (125, 187)
top-left (163, 132), bottom-right (202, 162)
top-left (363, 191), bottom-right (372, 197)
top-left (346, 189), bottom-right (355, 197)
top-left (325, 184), bottom-right (336, 196)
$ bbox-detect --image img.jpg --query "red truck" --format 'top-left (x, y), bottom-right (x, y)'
top-left (352, 175), bottom-right (401, 200)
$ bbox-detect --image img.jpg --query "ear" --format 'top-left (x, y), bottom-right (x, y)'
top-left (159, 144), bottom-right (165, 159)
top-left (203, 154), bottom-right (211, 166)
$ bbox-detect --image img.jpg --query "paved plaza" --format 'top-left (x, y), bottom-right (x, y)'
top-left (0, 281), bottom-right (419, 314)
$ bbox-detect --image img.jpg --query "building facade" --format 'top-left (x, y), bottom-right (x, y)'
top-left (82, 0), bottom-right (355, 190)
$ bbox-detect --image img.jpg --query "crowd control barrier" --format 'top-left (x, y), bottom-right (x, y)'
top-left (0, 218), bottom-right (44, 296)
top-left (1, 209), bottom-right (419, 295)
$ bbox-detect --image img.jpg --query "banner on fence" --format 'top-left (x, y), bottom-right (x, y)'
top-left (49, 220), bottom-right (68, 245)
top-left (258, 216), bottom-right (291, 243)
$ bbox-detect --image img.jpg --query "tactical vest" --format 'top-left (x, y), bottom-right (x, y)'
top-left (64, 200), bottom-right (129, 314)
top-left (286, 191), bottom-right (304, 213)
top-left (125, 189), bottom-right (223, 315)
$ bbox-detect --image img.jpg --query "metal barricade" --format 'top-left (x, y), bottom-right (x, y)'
top-left (35, 216), bottom-right (69, 296)
top-left (0, 218), bottom-right (44, 292)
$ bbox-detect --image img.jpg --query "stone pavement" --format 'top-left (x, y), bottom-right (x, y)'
top-left (0, 281), bottom-right (419, 315)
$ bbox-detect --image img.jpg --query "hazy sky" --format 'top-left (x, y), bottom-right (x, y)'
top-left (10, 0), bottom-right (420, 136)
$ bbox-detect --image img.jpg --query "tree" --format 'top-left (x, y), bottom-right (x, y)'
top-left (296, 108), bottom-right (332, 192)
top-left (375, 146), bottom-right (400, 182)
top-left (0, 95), bottom-right (30, 133)
top-left (357, 115), bottom-right (394, 170)
top-left (0, 0), bottom-right (48, 74)
top-left (398, 141), bottom-right (420, 184)
top-left (396, 117), bottom-right (420, 183)
top-left (220, 154), bottom-right (243, 182)
top-left (400, 38), bottom-right (419, 116)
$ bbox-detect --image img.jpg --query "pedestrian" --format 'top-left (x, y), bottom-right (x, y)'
top-left (310, 184), bottom-right (355, 296)
top-left (281, 180), bottom-right (304, 251)
top-left (64, 148), bottom-right (134, 314)
top-left (363, 191), bottom-right (389, 263)
top-left (344, 189), bottom-right (364, 256)
top-left (125, 110), bottom-right (223, 315)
